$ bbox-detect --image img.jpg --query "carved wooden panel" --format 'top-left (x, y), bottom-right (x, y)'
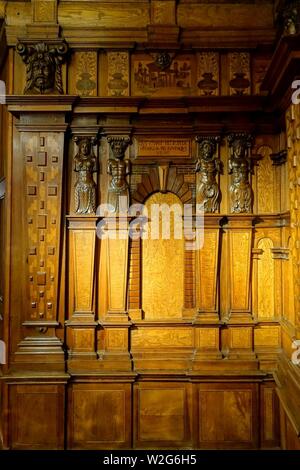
top-left (22, 132), bottom-right (64, 323)
top-left (228, 52), bottom-right (251, 96)
top-left (107, 234), bottom-right (129, 314)
top-left (69, 383), bottom-right (131, 449)
top-left (197, 52), bottom-right (219, 96)
top-left (197, 228), bottom-right (219, 314)
top-left (255, 146), bottom-right (276, 214)
top-left (10, 384), bottom-right (65, 449)
top-left (71, 226), bottom-right (95, 313)
top-left (229, 228), bottom-right (252, 314)
top-left (198, 383), bottom-right (258, 449)
top-left (134, 383), bottom-right (192, 447)
top-left (257, 238), bottom-right (275, 319)
top-left (142, 193), bottom-right (184, 319)
top-left (260, 384), bottom-right (280, 448)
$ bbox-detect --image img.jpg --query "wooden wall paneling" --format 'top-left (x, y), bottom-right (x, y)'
top-left (260, 382), bottom-right (280, 449)
top-left (286, 103), bottom-right (300, 329)
top-left (68, 381), bottom-right (132, 450)
top-left (197, 382), bottom-right (259, 449)
top-left (8, 381), bottom-right (66, 450)
top-left (134, 381), bottom-right (192, 449)
top-left (66, 217), bottom-right (98, 372)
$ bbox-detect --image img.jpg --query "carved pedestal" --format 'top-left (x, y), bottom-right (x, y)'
top-left (98, 217), bottom-right (132, 371)
top-left (66, 216), bottom-right (98, 372)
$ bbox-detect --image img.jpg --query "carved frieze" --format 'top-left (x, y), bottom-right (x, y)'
top-left (107, 136), bottom-right (131, 213)
top-left (73, 136), bottom-right (98, 215)
top-left (228, 133), bottom-right (253, 213)
top-left (17, 41), bottom-right (68, 94)
top-left (195, 136), bottom-right (221, 213)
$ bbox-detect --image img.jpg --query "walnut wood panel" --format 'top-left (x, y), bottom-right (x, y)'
top-left (197, 383), bottom-right (259, 449)
top-left (9, 384), bottom-right (65, 449)
top-left (134, 382), bottom-right (192, 448)
top-left (68, 383), bottom-right (131, 450)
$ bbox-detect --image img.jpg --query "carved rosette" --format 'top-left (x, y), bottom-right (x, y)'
top-left (227, 133), bottom-right (254, 214)
top-left (195, 136), bottom-right (221, 213)
top-left (16, 41), bottom-right (68, 94)
top-left (73, 136), bottom-right (98, 215)
top-left (107, 136), bottom-right (131, 213)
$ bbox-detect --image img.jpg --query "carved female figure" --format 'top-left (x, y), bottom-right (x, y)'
top-left (74, 137), bottom-right (98, 214)
top-left (195, 137), bottom-right (221, 213)
top-left (228, 134), bottom-right (253, 213)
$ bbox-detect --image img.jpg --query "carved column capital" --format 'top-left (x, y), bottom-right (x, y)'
top-left (16, 40), bottom-right (68, 95)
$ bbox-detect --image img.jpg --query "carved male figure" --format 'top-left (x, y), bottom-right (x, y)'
top-left (107, 136), bottom-right (131, 213)
top-left (228, 134), bottom-right (253, 213)
top-left (195, 136), bottom-right (221, 213)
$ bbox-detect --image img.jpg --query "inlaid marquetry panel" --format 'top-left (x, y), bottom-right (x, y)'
top-left (142, 193), bottom-right (184, 319)
top-left (107, 52), bottom-right (129, 97)
top-left (22, 132), bottom-right (64, 323)
top-left (255, 146), bottom-right (276, 214)
top-left (69, 51), bottom-right (97, 96)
